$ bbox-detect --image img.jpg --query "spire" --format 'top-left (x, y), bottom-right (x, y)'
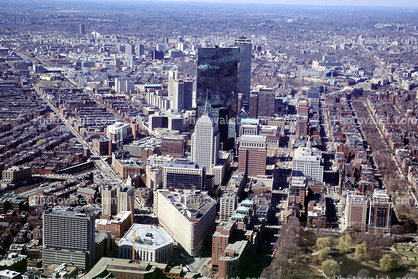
top-left (204, 89), bottom-right (210, 115)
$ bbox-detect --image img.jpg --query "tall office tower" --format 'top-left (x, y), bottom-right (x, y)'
top-left (258, 89), bottom-right (275, 118)
top-left (127, 56), bottom-right (134, 69)
top-left (171, 79), bottom-right (193, 110)
top-left (168, 70), bottom-right (178, 98)
top-left (249, 92), bottom-right (258, 118)
top-left (42, 209), bottom-right (95, 270)
top-left (117, 186), bottom-right (135, 213)
top-left (237, 135), bottom-right (267, 177)
top-left (369, 189), bottom-right (392, 233)
top-left (196, 47), bottom-right (239, 119)
top-left (125, 44), bottom-right (135, 55)
top-left (102, 185), bottom-right (117, 216)
top-left (345, 192), bottom-right (368, 231)
top-left (135, 43), bottom-right (145, 56)
top-left (191, 105), bottom-right (220, 175)
top-left (292, 144), bottom-right (324, 182)
top-left (234, 36), bottom-right (252, 109)
top-left (79, 24), bottom-right (85, 35)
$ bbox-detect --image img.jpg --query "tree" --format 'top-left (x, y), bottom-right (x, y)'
top-left (36, 139), bottom-right (47, 146)
top-left (316, 237), bottom-right (331, 251)
top-left (322, 259), bottom-right (340, 277)
top-left (338, 235), bottom-right (352, 254)
top-left (355, 242), bottom-right (368, 261)
top-left (319, 247), bottom-right (331, 259)
top-left (380, 254), bottom-right (396, 271)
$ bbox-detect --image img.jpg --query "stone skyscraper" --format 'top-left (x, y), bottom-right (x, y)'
top-left (191, 104), bottom-right (219, 175)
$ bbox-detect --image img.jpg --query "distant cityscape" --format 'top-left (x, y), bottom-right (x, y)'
top-left (0, 1), bottom-right (418, 279)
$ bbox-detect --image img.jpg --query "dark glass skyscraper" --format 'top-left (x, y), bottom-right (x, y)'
top-left (196, 47), bottom-right (239, 150)
top-left (196, 47), bottom-right (239, 118)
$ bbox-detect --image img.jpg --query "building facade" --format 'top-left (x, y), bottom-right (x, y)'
top-left (162, 159), bottom-right (206, 190)
top-left (191, 107), bottom-right (219, 175)
top-left (156, 189), bottom-right (216, 256)
top-left (42, 208), bottom-right (96, 270)
top-left (196, 47), bottom-right (239, 118)
top-left (238, 135), bottom-right (267, 177)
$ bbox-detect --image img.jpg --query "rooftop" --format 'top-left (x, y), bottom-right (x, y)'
top-left (119, 224), bottom-right (174, 248)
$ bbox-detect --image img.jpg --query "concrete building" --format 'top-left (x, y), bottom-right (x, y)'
top-left (43, 263), bottom-right (78, 279)
top-left (115, 78), bottom-right (134, 94)
top-left (161, 134), bottom-right (186, 158)
top-left (145, 165), bottom-right (163, 190)
top-left (42, 208), bottom-right (96, 270)
top-left (292, 143), bottom-right (323, 182)
top-left (219, 191), bottom-right (238, 221)
top-left (369, 189), bottom-right (392, 233)
top-left (101, 185), bottom-right (117, 216)
top-left (114, 159), bottom-right (143, 180)
top-left (118, 224), bottom-right (174, 263)
top-left (238, 135), bottom-right (267, 177)
top-left (107, 122), bottom-right (131, 149)
top-left (92, 137), bottom-right (112, 156)
top-left (257, 89), bottom-right (275, 118)
top-left (0, 270), bottom-right (20, 279)
top-left (1, 166), bottom-right (31, 184)
top-left (218, 240), bottom-right (250, 279)
top-left (147, 154), bottom-right (173, 167)
top-left (191, 105), bottom-right (220, 175)
top-left (344, 192), bottom-right (368, 232)
top-left (211, 221), bottom-right (236, 267)
top-left (162, 159), bottom-right (206, 190)
top-left (95, 211), bottom-right (133, 238)
top-left (116, 186), bottom-right (135, 213)
top-left (156, 189), bottom-right (216, 256)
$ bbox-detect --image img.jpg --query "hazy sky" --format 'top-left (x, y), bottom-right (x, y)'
top-left (115, 0), bottom-right (418, 7)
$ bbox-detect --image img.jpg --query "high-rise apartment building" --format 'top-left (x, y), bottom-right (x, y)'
top-left (344, 192), bottom-right (368, 231)
top-left (212, 221), bottom-right (236, 267)
top-left (238, 135), bottom-right (267, 177)
top-left (369, 189), bottom-right (392, 233)
top-left (234, 36), bottom-right (252, 109)
top-left (292, 144), bottom-right (323, 182)
top-left (42, 208), bottom-right (96, 270)
top-left (196, 47), bottom-right (239, 119)
top-left (135, 43), bottom-right (145, 56)
top-left (125, 44), bottom-right (135, 55)
top-left (219, 191), bottom-right (238, 221)
top-left (102, 185), bottom-right (117, 216)
top-left (115, 78), bottom-right (134, 94)
top-left (191, 106), bottom-right (220, 175)
top-left (116, 186), bottom-right (135, 213)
